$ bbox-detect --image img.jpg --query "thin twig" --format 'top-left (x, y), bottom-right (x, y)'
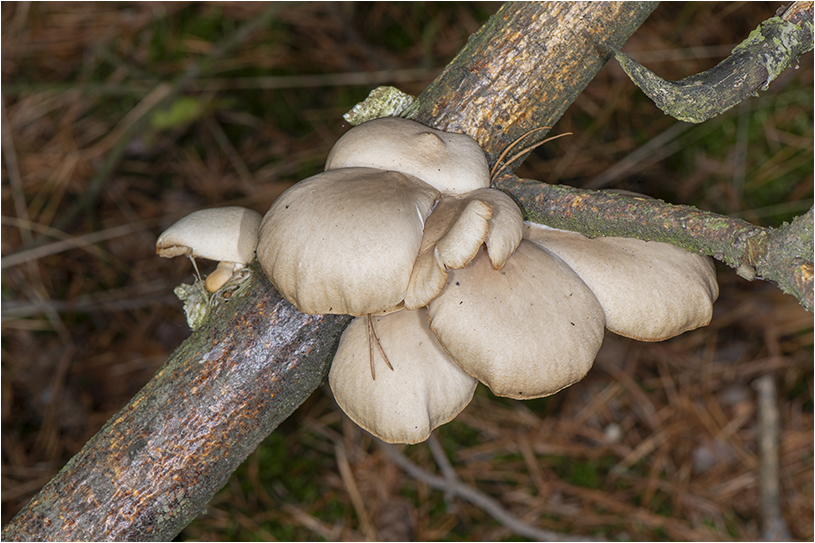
top-left (1, 217), bottom-right (154, 269)
top-left (427, 432), bottom-right (458, 508)
top-left (495, 173), bottom-right (814, 311)
top-left (0, 69), bottom-right (439, 96)
top-left (335, 441), bottom-right (379, 541)
top-left (753, 375), bottom-right (792, 541)
top-left (378, 440), bottom-right (604, 542)
top-left (281, 503), bottom-right (345, 541)
top-left (1, 280), bottom-right (178, 319)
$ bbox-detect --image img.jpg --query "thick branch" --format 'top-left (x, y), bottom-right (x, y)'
top-left (494, 173), bottom-right (814, 312)
top-left (615, 1), bottom-right (814, 123)
top-left (2, 265), bottom-right (352, 541)
top-left (3, 3), bottom-right (658, 541)
top-left (414, 1), bottom-right (659, 169)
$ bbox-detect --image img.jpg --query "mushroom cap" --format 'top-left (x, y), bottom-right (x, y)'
top-left (427, 241), bottom-right (606, 399)
top-left (329, 308), bottom-right (477, 444)
top-left (469, 188), bottom-right (524, 270)
top-left (156, 206), bottom-right (262, 265)
top-left (256, 167), bottom-right (440, 316)
top-left (523, 223), bottom-right (719, 341)
top-left (404, 195), bottom-right (490, 310)
top-left (404, 188), bottom-right (523, 310)
top-left (325, 117), bottom-right (490, 195)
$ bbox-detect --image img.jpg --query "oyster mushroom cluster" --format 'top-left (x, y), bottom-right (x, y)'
top-left (256, 117), bottom-right (719, 444)
top-left (156, 117), bottom-right (719, 445)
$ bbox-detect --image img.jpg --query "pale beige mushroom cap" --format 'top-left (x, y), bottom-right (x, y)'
top-left (257, 167), bottom-right (440, 316)
top-left (523, 223), bottom-right (719, 341)
top-left (329, 308), bottom-right (478, 444)
top-left (156, 206), bottom-right (262, 264)
top-left (325, 117), bottom-right (490, 195)
top-left (427, 241), bottom-right (606, 399)
top-left (404, 188), bottom-right (523, 309)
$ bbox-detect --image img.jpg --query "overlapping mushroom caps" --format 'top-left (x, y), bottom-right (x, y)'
top-left (255, 117), bottom-right (719, 444)
top-left (256, 117), bottom-right (521, 316)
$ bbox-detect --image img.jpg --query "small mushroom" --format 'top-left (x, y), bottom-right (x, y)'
top-left (427, 241), bottom-right (606, 399)
top-left (256, 167), bottom-right (440, 316)
top-left (325, 117), bottom-right (490, 195)
top-left (156, 206), bottom-right (262, 292)
top-left (329, 307), bottom-right (477, 444)
top-left (523, 222), bottom-right (719, 341)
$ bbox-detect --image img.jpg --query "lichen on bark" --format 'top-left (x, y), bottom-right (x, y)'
top-left (494, 174), bottom-right (814, 312)
top-left (616, 5), bottom-right (814, 123)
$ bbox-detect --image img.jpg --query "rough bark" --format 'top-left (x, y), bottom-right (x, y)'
top-left (2, 2), bottom-right (660, 541)
top-left (414, 1), bottom-right (659, 168)
top-left (615, 1), bottom-right (814, 123)
top-left (2, 264), bottom-right (352, 541)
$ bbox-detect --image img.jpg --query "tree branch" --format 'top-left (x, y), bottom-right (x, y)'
top-left (414, 1), bottom-right (659, 167)
top-left (495, 173), bottom-right (814, 312)
top-left (2, 2), bottom-right (660, 540)
top-left (2, 265), bottom-right (352, 541)
top-left (615, 1), bottom-right (814, 123)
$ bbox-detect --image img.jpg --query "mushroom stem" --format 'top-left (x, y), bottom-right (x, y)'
top-left (186, 254), bottom-right (203, 283)
top-left (204, 261), bottom-right (241, 293)
top-left (366, 314), bottom-right (394, 380)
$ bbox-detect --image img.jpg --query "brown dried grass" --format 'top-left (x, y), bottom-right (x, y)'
top-left (2, 2), bottom-right (812, 541)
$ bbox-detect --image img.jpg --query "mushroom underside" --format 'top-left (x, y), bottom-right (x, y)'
top-left (156, 206), bottom-right (262, 293)
top-left (156, 206), bottom-right (262, 265)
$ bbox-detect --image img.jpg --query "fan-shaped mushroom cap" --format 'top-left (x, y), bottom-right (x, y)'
top-left (427, 241), bottom-right (606, 399)
top-left (404, 188), bottom-right (523, 310)
top-left (156, 206), bottom-right (262, 264)
top-left (523, 223), bottom-right (719, 341)
top-left (329, 308), bottom-right (478, 444)
top-left (257, 167), bottom-right (440, 316)
top-left (325, 117), bottom-right (490, 195)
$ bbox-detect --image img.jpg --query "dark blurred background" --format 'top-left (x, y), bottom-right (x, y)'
top-left (2, 2), bottom-right (812, 540)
